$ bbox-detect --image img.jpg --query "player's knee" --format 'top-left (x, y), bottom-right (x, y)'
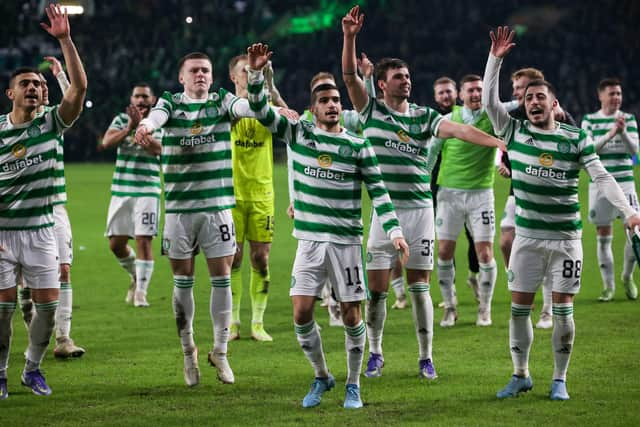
top-left (251, 250), bottom-right (269, 271)
top-left (109, 238), bottom-right (128, 257)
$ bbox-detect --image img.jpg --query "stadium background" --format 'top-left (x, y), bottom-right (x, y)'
top-left (2, 2), bottom-right (640, 424)
top-left (1, 0), bottom-right (639, 162)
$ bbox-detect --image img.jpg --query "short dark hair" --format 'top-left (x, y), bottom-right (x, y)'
top-left (9, 67), bottom-right (40, 88)
top-left (524, 79), bottom-right (556, 98)
top-left (310, 83), bottom-right (339, 105)
top-left (178, 52), bottom-right (212, 73)
top-left (433, 76), bottom-right (456, 89)
top-left (228, 54), bottom-right (248, 74)
top-left (133, 82), bottom-right (153, 93)
top-left (374, 58), bottom-right (409, 84)
top-left (459, 74), bottom-right (482, 88)
top-left (598, 78), bottom-right (622, 93)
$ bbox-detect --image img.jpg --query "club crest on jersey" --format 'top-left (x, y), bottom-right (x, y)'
top-left (205, 106), bottom-right (218, 117)
top-left (317, 154), bottom-right (332, 168)
top-left (409, 123), bottom-right (421, 134)
top-left (538, 153), bottom-right (553, 167)
top-left (245, 126), bottom-right (256, 140)
top-left (12, 144), bottom-right (26, 158)
top-left (338, 145), bottom-right (353, 158)
top-left (27, 126), bottom-right (41, 137)
top-left (557, 141), bottom-right (571, 154)
top-left (397, 129), bottom-right (411, 142)
top-left (191, 122), bottom-right (203, 135)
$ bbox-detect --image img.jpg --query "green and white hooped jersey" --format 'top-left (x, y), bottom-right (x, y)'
top-left (581, 110), bottom-right (638, 183)
top-left (500, 118), bottom-right (598, 240)
top-left (0, 106), bottom-right (68, 230)
top-left (152, 74), bottom-right (266, 214)
top-left (359, 97), bottom-right (443, 208)
top-left (260, 113), bottom-right (401, 244)
top-left (108, 113), bottom-right (162, 198)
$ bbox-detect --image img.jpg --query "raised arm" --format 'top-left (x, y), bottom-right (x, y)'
top-left (45, 56), bottom-right (70, 93)
top-left (358, 52), bottom-right (376, 98)
top-left (482, 26), bottom-right (516, 136)
top-left (41, 4), bottom-right (87, 126)
top-left (341, 5), bottom-right (369, 112)
top-left (228, 43), bottom-right (272, 120)
top-left (263, 61), bottom-right (288, 109)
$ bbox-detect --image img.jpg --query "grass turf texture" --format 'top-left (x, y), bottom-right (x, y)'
top-left (3, 163), bottom-right (639, 426)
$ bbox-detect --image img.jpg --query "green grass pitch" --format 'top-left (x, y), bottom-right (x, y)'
top-left (3, 163), bottom-right (639, 426)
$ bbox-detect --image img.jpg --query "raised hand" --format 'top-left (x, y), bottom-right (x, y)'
top-left (126, 104), bottom-right (142, 130)
top-left (357, 52), bottom-right (374, 78)
top-left (44, 56), bottom-right (63, 75)
top-left (614, 115), bottom-right (626, 133)
top-left (342, 5), bottom-right (364, 37)
top-left (40, 3), bottom-right (70, 40)
top-left (247, 43), bottom-right (273, 71)
top-left (489, 26), bottom-right (516, 58)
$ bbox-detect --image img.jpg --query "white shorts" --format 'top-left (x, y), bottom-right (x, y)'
top-left (500, 195), bottom-right (516, 230)
top-left (0, 228), bottom-right (59, 290)
top-left (507, 235), bottom-right (582, 295)
top-left (367, 207), bottom-right (434, 271)
top-left (588, 182), bottom-right (638, 226)
top-left (53, 204), bottom-right (73, 265)
top-left (163, 210), bottom-right (236, 260)
top-left (290, 240), bottom-right (366, 303)
top-left (436, 188), bottom-right (496, 242)
top-left (106, 196), bottom-right (160, 237)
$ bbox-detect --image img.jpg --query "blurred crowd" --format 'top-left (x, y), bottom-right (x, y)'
top-left (1, 0), bottom-right (637, 161)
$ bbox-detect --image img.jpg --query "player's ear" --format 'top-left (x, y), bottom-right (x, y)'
top-left (5, 88), bottom-right (14, 101)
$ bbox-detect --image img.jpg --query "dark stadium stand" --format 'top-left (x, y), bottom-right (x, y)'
top-left (1, 0), bottom-right (638, 161)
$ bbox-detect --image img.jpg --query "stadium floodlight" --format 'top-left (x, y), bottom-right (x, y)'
top-left (60, 5), bottom-right (84, 15)
top-left (39, 0), bottom-right (91, 15)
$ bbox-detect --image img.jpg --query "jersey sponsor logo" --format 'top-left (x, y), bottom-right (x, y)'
top-left (303, 165), bottom-right (346, 181)
top-left (396, 129), bottom-right (411, 142)
top-left (191, 122), bottom-right (203, 135)
top-left (524, 164), bottom-right (568, 180)
top-left (539, 153), bottom-right (553, 167)
top-left (2, 153), bottom-right (45, 172)
top-left (317, 154), bottom-right (332, 168)
top-left (12, 143), bottom-right (27, 158)
top-left (235, 140), bottom-right (264, 149)
top-left (384, 139), bottom-right (418, 155)
top-left (180, 134), bottom-right (215, 146)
